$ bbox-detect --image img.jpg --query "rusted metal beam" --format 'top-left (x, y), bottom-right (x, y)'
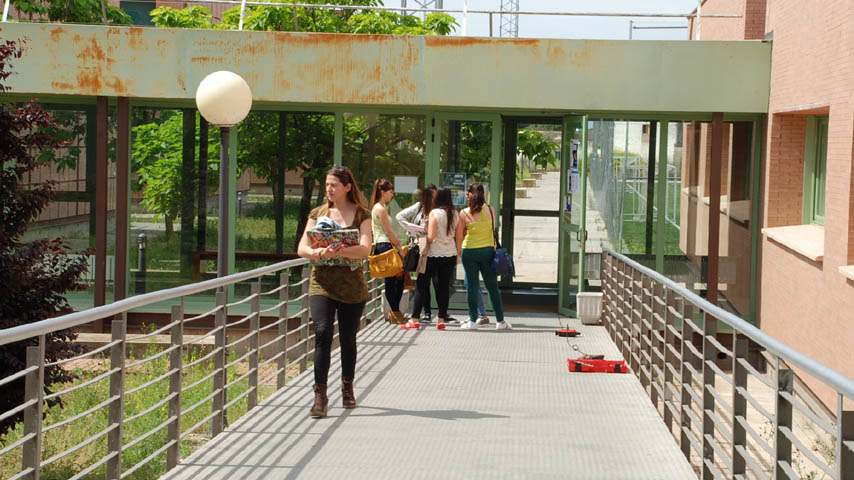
top-left (707, 112), bottom-right (723, 305)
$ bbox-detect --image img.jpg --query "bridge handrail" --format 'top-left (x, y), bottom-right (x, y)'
top-left (601, 247), bottom-right (853, 479)
top-left (603, 247), bottom-right (854, 398)
top-left (0, 258), bottom-right (385, 479)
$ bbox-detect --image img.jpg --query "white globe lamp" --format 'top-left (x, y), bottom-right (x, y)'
top-left (194, 71), bottom-right (253, 280)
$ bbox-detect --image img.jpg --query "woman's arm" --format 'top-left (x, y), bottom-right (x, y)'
top-left (297, 217), bottom-right (325, 261)
top-left (455, 208), bottom-right (468, 255)
top-left (336, 216), bottom-right (372, 259)
top-left (395, 202), bottom-right (419, 227)
top-left (426, 210), bottom-right (438, 244)
top-left (378, 204), bottom-right (402, 250)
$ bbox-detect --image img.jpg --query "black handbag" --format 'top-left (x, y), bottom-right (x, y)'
top-left (403, 242), bottom-right (420, 272)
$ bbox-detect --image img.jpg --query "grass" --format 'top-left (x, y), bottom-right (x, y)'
top-left (618, 186), bottom-right (683, 255)
top-left (0, 336), bottom-right (303, 479)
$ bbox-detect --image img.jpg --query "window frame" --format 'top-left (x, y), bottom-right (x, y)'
top-left (802, 115), bottom-right (828, 225)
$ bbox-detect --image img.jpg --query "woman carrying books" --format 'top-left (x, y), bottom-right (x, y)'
top-left (297, 165), bottom-right (372, 418)
top-left (396, 184), bottom-right (436, 325)
top-left (370, 179), bottom-right (405, 325)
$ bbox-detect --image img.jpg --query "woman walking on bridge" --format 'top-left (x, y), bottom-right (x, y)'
top-left (298, 165), bottom-right (372, 418)
top-left (455, 183), bottom-right (510, 331)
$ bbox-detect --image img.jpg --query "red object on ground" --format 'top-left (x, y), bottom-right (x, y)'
top-left (567, 355), bottom-right (628, 373)
top-left (555, 329), bottom-right (580, 337)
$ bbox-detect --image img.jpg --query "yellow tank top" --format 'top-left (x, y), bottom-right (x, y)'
top-left (371, 206), bottom-right (391, 244)
top-left (461, 207), bottom-right (496, 249)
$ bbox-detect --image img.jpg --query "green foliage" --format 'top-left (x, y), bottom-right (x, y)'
top-left (150, 6), bottom-right (214, 29)
top-left (11, 0), bottom-right (131, 24)
top-left (517, 128), bottom-right (559, 170)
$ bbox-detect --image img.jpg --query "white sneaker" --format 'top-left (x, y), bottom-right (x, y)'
top-left (476, 316), bottom-right (490, 325)
top-left (495, 321), bottom-right (512, 331)
top-left (460, 321), bottom-right (478, 330)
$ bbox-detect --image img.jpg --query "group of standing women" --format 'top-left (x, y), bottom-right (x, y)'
top-left (297, 165), bottom-right (510, 419)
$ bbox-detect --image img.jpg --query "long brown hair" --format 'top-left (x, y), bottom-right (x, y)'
top-left (326, 165), bottom-right (367, 211)
top-left (467, 182), bottom-right (486, 213)
top-left (370, 178), bottom-right (394, 208)
top-left (433, 187), bottom-right (457, 236)
top-left (420, 183), bottom-right (437, 217)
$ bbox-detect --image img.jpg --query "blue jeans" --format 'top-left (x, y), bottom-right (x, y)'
top-left (375, 242), bottom-right (403, 312)
top-left (464, 275), bottom-right (486, 317)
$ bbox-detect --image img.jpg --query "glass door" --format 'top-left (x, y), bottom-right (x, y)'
top-left (558, 115), bottom-right (588, 315)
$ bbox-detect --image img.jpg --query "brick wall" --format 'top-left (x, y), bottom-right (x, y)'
top-left (687, 0), bottom-right (767, 40)
top-left (697, 0), bottom-right (854, 408)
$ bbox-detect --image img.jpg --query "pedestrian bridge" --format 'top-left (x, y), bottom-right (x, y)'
top-left (0, 251), bottom-right (851, 480)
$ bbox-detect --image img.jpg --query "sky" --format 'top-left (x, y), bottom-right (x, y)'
top-left (415, 0), bottom-right (703, 40)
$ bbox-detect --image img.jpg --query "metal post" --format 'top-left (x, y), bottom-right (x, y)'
top-left (115, 98), bottom-right (131, 302)
top-left (95, 96), bottom-right (108, 312)
top-left (22, 339), bottom-right (45, 480)
top-left (106, 317), bottom-right (127, 479)
top-left (218, 127), bottom-right (231, 281)
top-left (293, 5), bottom-right (298, 31)
top-left (663, 288), bottom-right (675, 433)
top-left (136, 233), bottom-right (147, 295)
top-left (630, 269), bottom-right (641, 374)
top-left (166, 304), bottom-right (184, 470)
top-left (707, 113), bottom-right (723, 304)
top-left (838, 397), bottom-right (853, 479)
top-left (248, 280), bottom-right (260, 410)
top-left (775, 362), bottom-right (793, 479)
top-left (640, 275), bottom-right (651, 391)
top-left (655, 120), bottom-right (669, 273)
top-left (645, 121), bottom-right (657, 255)
top-left (679, 300), bottom-right (694, 463)
top-left (650, 281), bottom-right (662, 409)
top-left (277, 272), bottom-right (289, 389)
top-left (702, 312), bottom-right (717, 478)
top-left (489, 12), bottom-right (493, 37)
top-left (620, 260), bottom-right (631, 362)
top-left (300, 266), bottom-right (310, 374)
top-left (732, 336), bottom-right (749, 477)
top-left (212, 290), bottom-right (227, 436)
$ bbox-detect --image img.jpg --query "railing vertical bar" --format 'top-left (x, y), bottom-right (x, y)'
top-left (663, 287), bottom-right (675, 433)
top-left (620, 259), bottom-right (631, 363)
top-left (22, 337), bottom-right (45, 480)
top-left (166, 303), bottom-right (184, 469)
top-left (774, 360), bottom-right (793, 480)
top-left (680, 298), bottom-right (694, 465)
top-left (630, 268), bottom-right (641, 374)
top-left (277, 272), bottom-right (289, 389)
top-left (211, 290), bottom-right (227, 436)
top-left (702, 311), bottom-right (717, 479)
top-left (106, 316), bottom-right (126, 479)
top-left (732, 336), bottom-right (748, 477)
top-left (650, 280), bottom-right (663, 409)
top-left (300, 266), bottom-right (310, 374)
top-left (248, 281), bottom-right (260, 410)
top-left (838, 395), bottom-right (853, 479)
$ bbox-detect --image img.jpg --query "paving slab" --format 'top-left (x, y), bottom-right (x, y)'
top-left (162, 313), bottom-right (696, 480)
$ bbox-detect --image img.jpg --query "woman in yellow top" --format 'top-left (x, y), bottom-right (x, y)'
top-left (455, 183), bottom-right (511, 330)
top-left (369, 178), bottom-right (405, 324)
top-left (297, 165), bottom-right (372, 418)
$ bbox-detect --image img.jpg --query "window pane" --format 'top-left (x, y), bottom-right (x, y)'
top-left (813, 118), bottom-right (828, 222)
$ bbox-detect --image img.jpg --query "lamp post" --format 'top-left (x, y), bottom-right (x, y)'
top-left (195, 71), bottom-right (252, 281)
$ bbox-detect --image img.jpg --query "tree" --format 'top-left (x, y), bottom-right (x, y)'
top-left (11, 0), bottom-right (130, 24)
top-left (0, 36), bottom-right (88, 433)
top-left (517, 128), bottom-right (559, 172)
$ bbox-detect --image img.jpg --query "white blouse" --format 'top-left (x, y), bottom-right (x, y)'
top-left (428, 209), bottom-right (458, 258)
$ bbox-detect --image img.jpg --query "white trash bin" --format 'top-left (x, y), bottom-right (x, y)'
top-left (577, 292), bottom-right (603, 325)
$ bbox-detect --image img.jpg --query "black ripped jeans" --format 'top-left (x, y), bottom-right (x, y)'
top-left (310, 295), bottom-right (365, 386)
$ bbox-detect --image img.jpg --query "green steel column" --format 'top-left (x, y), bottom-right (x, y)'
top-left (655, 120), bottom-right (669, 273)
top-left (333, 111), bottom-right (343, 165)
top-left (578, 115), bottom-right (588, 292)
top-left (490, 117), bottom-right (502, 217)
top-left (425, 113), bottom-right (439, 186)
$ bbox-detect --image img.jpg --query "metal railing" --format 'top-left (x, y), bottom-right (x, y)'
top-left (0, 258), bottom-right (383, 479)
top-left (601, 248), bottom-right (853, 479)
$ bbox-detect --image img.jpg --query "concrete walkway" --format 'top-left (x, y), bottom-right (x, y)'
top-left (162, 313), bottom-right (696, 479)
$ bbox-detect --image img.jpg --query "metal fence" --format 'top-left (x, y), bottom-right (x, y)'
top-left (0, 258), bottom-right (383, 480)
top-left (601, 248), bottom-right (853, 479)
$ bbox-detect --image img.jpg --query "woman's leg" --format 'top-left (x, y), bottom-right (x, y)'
top-left (411, 271), bottom-right (431, 318)
top-left (334, 299), bottom-right (365, 381)
top-left (309, 295), bottom-right (335, 386)
top-left (375, 242), bottom-right (403, 312)
top-left (475, 248), bottom-right (504, 324)
top-left (433, 257), bottom-right (456, 320)
top-left (461, 249), bottom-right (481, 322)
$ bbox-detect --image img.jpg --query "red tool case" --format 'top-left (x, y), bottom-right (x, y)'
top-left (567, 355), bottom-right (628, 373)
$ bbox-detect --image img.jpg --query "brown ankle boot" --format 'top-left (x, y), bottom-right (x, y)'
top-left (341, 378), bottom-right (356, 409)
top-left (310, 384), bottom-right (328, 418)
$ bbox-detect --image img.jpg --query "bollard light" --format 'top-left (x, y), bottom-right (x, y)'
top-left (194, 71), bottom-right (253, 281)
